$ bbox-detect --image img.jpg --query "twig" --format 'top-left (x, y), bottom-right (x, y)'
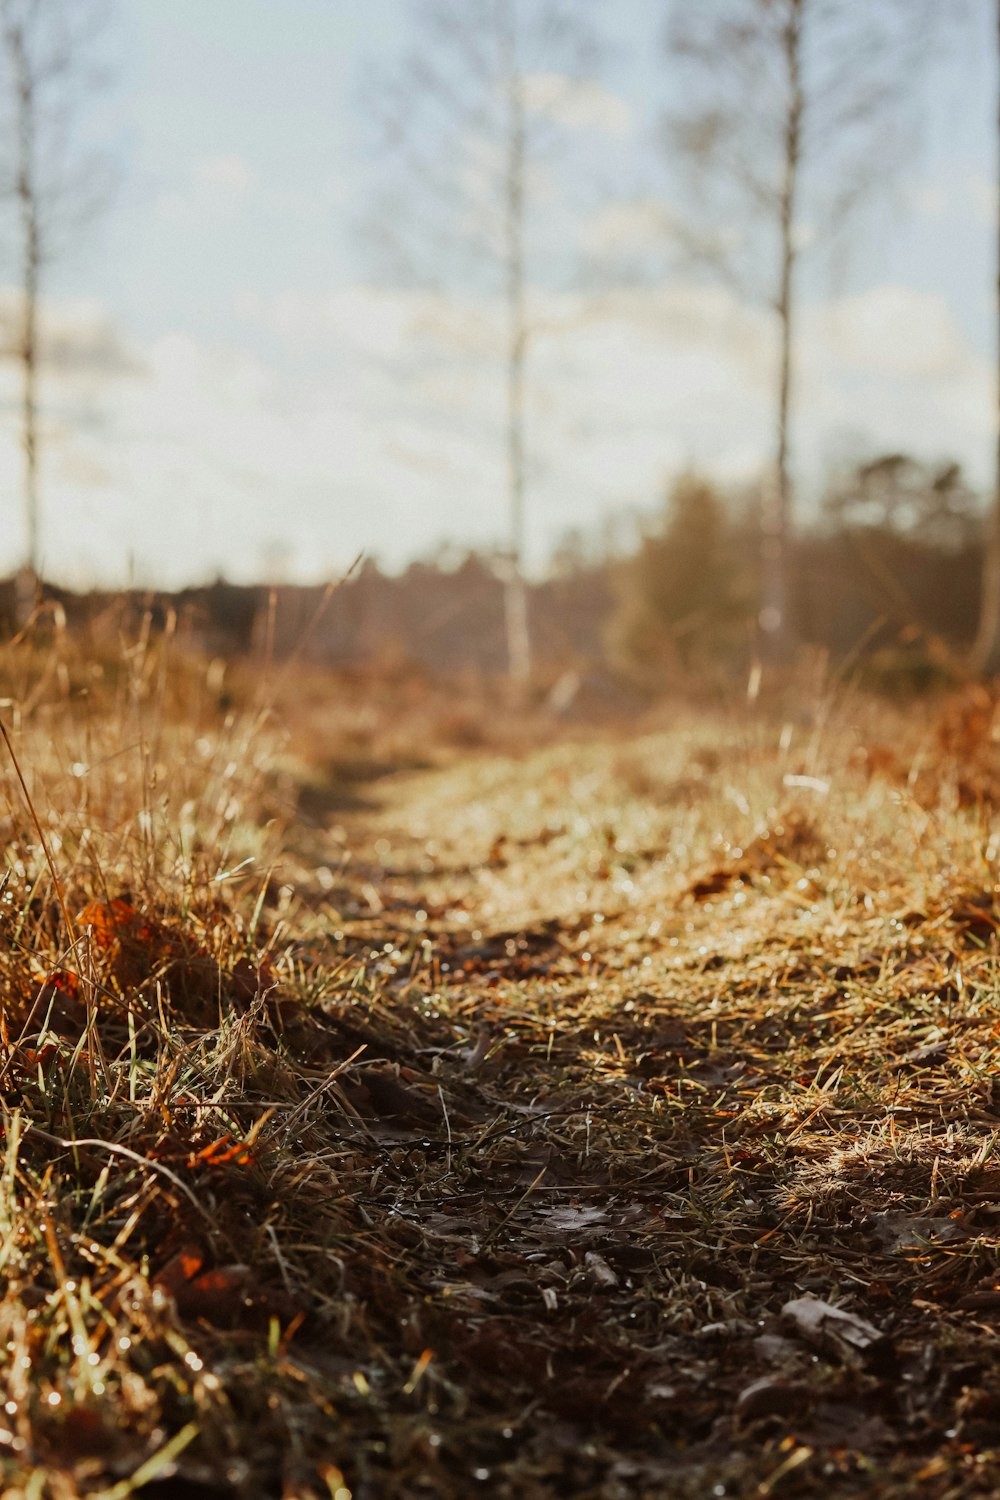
top-left (482, 1165), bottom-right (548, 1248)
top-left (0, 715), bottom-right (75, 943)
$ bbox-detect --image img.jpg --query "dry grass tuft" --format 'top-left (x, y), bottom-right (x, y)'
top-left (3, 634), bottom-right (1000, 1496)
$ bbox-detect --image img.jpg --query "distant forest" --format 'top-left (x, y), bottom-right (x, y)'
top-left (2, 452), bottom-right (981, 694)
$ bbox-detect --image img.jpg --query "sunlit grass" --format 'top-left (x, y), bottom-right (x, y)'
top-left (1, 620), bottom-right (999, 1495)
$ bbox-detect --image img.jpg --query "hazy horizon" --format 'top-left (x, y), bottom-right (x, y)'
top-left (0, 0), bottom-right (997, 590)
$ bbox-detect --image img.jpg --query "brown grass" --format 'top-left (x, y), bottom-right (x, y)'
top-left (2, 624), bottom-right (1000, 1497)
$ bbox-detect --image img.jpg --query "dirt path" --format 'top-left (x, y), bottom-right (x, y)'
top-left (11, 667), bottom-right (1000, 1496)
top-left (270, 730), bottom-right (1000, 1497)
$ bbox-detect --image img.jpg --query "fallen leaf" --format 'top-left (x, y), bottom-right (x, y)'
top-left (867, 1212), bottom-right (967, 1252)
top-left (24, 969), bottom-right (85, 1033)
top-left (78, 898), bottom-right (219, 1012)
top-left (735, 1377), bottom-right (813, 1422)
top-left (583, 1251), bottom-right (618, 1289)
top-left (153, 1245), bottom-right (205, 1297)
top-left (782, 1294), bottom-right (890, 1364)
top-left (346, 1066), bottom-right (441, 1122)
top-left (187, 1133), bottom-right (256, 1169)
top-left (537, 1205), bottom-right (608, 1233)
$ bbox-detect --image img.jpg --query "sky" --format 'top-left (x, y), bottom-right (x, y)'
top-left (0, 0), bottom-right (997, 588)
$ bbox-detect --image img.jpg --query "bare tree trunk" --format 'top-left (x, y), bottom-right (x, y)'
top-left (498, 0), bottom-right (531, 690)
top-left (7, 14), bottom-right (41, 618)
top-left (971, 0), bottom-right (1000, 677)
top-left (19, 185), bottom-right (40, 598)
top-left (761, 0), bottom-right (804, 663)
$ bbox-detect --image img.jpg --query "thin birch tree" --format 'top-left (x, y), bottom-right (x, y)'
top-left (666, 0), bottom-right (928, 661)
top-left (0, 0), bottom-right (112, 608)
top-left (365, 0), bottom-right (604, 688)
top-left (971, 0), bottom-right (1000, 675)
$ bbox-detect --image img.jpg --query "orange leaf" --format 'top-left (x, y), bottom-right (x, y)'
top-left (187, 1134), bottom-right (256, 1169)
top-left (152, 1244), bottom-right (204, 1296)
top-left (76, 898), bottom-right (220, 1012)
top-left (40, 968), bottom-right (81, 998)
top-left (24, 969), bottom-right (85, 1034)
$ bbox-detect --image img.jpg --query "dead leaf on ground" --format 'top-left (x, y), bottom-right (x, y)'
top-left (866, 1212), bottom-right (968, 1253)
top-left (735, 1376), bottom-right (813, 1422)
top-left (348, 1065), bottom-right (443, 1123)
top-left (782, 1294), bottom-right (890, 1365)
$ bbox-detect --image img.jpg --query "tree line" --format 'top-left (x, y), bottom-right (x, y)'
top-left (8, 449), bottom-right (982, 696)
top-left (611, 456), bottom-right (981, 690)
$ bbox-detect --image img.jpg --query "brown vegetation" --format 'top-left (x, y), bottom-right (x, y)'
top-left (2, 623), bottom-right (1000, 1495)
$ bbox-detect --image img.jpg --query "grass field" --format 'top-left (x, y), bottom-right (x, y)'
top-left (2, 621), bottom-right (1000, 1498)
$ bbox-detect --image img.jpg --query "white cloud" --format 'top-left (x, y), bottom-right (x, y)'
top-left (585, 198), bottom-right (671, 256)
top-left (236, 284), bottom-right (500, 363)
top-left (1, 276), bottom-right (994, 588)
top-left (522, 73), bottom-right (633, 138)
top-left (154, 153), bottom-right (256, 227)
top-left (191, 152), bottom-right (255, 199)
top-left (235, 279), bottom-right (996, 545)
top-left (908, 182), bottom-right (949, 220)
top-left (0, 292), bottom-right (141, 377)
top-left (968, 171), bottom-right (998, 229)
top-left (811, 285), bottom-right (969, 380)
top-left (904, 170), bottom-right (998, 231)
top-left (152, 190), bottom-right (189, 226)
